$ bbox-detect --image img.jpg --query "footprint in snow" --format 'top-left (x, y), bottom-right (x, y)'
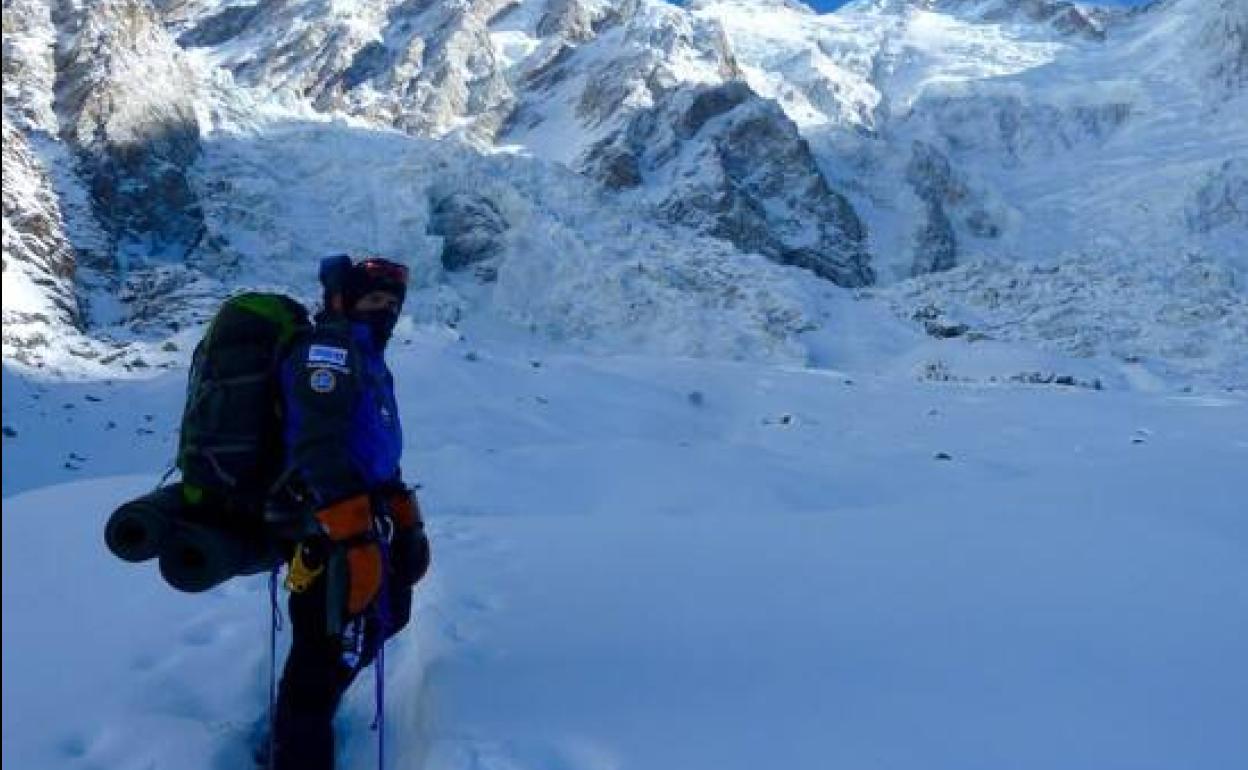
top-left (181, 622), bottom-right (220, 647)
top-left (56, 734), bottom-right (89, 759)
top-left (459, 595), bottom-right (495, 614)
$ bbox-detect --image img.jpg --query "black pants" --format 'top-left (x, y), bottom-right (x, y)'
top-left (272, 576), bottom-right (412, 770)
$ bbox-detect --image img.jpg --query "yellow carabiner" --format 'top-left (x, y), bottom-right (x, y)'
top-left (285, 543), bottom-right (325, 593)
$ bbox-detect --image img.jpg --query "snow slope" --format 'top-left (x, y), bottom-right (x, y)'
top-left (3, 0), bottom-right (1246, 386)
top-left (5, 326), bottom-right (1248, 770)
top-left (3, 2), bottom-right (1247, 764)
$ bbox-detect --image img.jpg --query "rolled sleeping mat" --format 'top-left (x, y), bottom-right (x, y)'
top-left (158, 521), bottom-right (278, 593)
top-left (104, 484), bottom-right (185, 563)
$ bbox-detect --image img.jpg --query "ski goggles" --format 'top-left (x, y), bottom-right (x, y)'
top-left (357, 257), bottom-right (410, 286)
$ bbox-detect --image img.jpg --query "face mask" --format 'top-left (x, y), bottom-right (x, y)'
top-left (351, 308), bottom-right (399, 348)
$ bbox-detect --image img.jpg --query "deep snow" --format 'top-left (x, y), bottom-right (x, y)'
top-left (4, 324), bottom-right (1247, 770)
top-left (3, 3), bottom-right (1247, 766)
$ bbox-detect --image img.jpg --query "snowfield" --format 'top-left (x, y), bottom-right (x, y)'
top-left (4, 0), bottom-right (1248, 767)
top-left (5, 325), bottom-right (1248, 770)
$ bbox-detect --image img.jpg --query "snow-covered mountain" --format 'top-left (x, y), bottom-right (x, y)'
top-left (3, 0), bottom-right (1246, 385)
top-left (5, 5), bottom-right (1248, 768)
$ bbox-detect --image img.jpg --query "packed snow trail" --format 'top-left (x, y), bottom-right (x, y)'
top-left (4, 329), bottom-right (1248, 770)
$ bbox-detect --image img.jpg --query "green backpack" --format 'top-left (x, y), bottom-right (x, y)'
top-left (177, 293), bottom-right (311, 515)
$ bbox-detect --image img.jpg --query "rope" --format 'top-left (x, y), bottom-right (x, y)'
top-left (155, 463), bottom-right (177, 490)
top-left (370, 526), bottom-right (393, 770)
top-left (267, 563), bottom-right (283, 770)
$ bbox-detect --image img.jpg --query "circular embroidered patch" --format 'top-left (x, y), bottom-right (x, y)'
top-left (309, 368), bottom-right (336, 394)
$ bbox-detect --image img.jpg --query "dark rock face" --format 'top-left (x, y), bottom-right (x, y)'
top-left (1197, 0), bottom-right (1248, 100)
top-left (53, 0), bottom-right (204, 260)
top-left (911, 202), bottom-right (957, 276)
top-left (429, 192), bottom-right (510, 272)
top-left (177, 3), bottom-right (261, 48)
top-left (916, 95), bottom-right (1131, 163)
top-left (675, 80), bottom-right (753, 137)
top-left (906, 141), bottom-right (959, 275)
top-left (536, 0), bottom-right (621, 42)
top-left (904, 140), bottom-right (1011, 275)
top-left (1187, 158), bottom-right (1248, 234)
top-left (82, 119), bottom-right (204, 258)
top-left (938, 0), bottom-right (1107, 41)
top-left (582, 82), bottom-right (873, 287)
top-left (340, 41), bottom-right (394, 91)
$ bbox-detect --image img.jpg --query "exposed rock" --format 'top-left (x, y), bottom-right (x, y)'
top-left (3, 0), bottom-right (59, 132)
top-left (507, 1), bottom-right (742, 152)
top-left (1007, 371), bottom-right (1102, 389)
top-left (575, 50), bottom-right (661, 129)
top-left (428, 192), bottom-right (510, 272)
top-left (2, 116), bottom-right (82, 361)
top-left (583, 82), bottom-right (873, 287)
top-left (195, 0), bottom-right (518, 142)
top-left (924, 318), bottom-right (969, 339)
top-left (536, 0), bottom-right (620, 42)
top-left (1187, 158), bottom-right (1248, 234)
top-left (176, 2), bottom-right (261, 48)
top-left (689, 0), bottom-right (814, 14)
top-left (53, 0), bottom-right (204, 260)
top-left (590, 145), bottom-right (643, 190)
top-left (906, 141), bottom-right (958, 275)
top-left (1192, 0), bottom-right (1248, 101)
top-left (913, 95), bottom-right (1132, 165)
top-left (934, 0), bottom-right (1107, 41)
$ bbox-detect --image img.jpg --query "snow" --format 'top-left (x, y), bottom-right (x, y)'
top-left (4, 0), bottom-right (1248, 763)
top-left (182, 112), bottom-right (834, 365)
top-left (5, 324), bottom-right (1248, 770)
top-left (5, 0), bottom-right (1246, 383)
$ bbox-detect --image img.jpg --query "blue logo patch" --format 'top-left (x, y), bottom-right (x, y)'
top-left (309, 368), bottom-right (337, 394)
top-left (308, 344), bottom-right (348, 367)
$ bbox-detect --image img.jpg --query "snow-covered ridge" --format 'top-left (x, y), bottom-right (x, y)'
top-left (1, 0), bottom-right (1245, 387)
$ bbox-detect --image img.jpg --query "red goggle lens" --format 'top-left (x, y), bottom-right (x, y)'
top-left (359, 259), bottom-right (409, 285)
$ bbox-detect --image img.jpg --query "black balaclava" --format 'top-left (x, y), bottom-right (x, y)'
top-left (319, 255), bottom-right (409, 348)
top-left (353, 305), bottom-right (400, 348)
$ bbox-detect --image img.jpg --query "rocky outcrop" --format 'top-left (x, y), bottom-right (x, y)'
top-left (1187, 158), bottom-right (1248, 235)
top-left (930, 0), bottom-right (1108, 41)
top-left (2, 115), bottom-right (81, 361)
top-left (53, 0), bottom-right (204, 261)
top-left (330, 0), bottom-right (516, 140)
top-left (180, 0), bottom-right (518, 141)
top-left (174, 2), bottom-right (261, 47)
top-left (428, 191), bottom-right (510, 274)
top-left (583, 81), bottom-right (873, 287)
top-left (504, 1), bottom-right (742, 152)
top-left (910, 94), bottom-right (1132, 166)
top-left (906, 141), bottom-right (958, 275)
top-left (3, 0), bottom-right (59, 132)
top-left (1194, 0), bottom-right (1248, 101)
top-left (905, 140), bottom-right (1013, 275)
top-left (535, 0), bottom-right (620, 41)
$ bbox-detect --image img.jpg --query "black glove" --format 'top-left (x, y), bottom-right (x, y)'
top-left (389, 522), bottom-right (430, 588)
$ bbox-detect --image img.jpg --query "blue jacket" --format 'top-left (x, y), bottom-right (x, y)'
top-left (280, 316), bottom-right (403, 507)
